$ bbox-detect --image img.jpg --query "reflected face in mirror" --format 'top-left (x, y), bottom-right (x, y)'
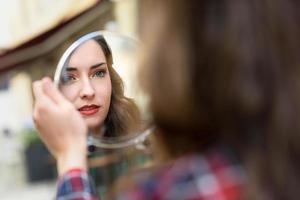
top-left (60, 39), bottom-right (112, 130)
top-left (56, 33), bottom-right (143, 143)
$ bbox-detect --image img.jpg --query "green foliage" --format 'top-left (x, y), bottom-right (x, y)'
top-left (22, 128), bottom-right (42, 148)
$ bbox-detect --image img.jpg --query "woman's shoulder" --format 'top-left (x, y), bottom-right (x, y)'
top-left (111, 146), bottom-right (246, 200)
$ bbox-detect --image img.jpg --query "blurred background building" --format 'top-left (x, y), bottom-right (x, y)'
top-left (0, 0), bottom-right (143, 199)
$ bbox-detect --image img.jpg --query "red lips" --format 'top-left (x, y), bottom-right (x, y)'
top-left (78, 104), bottom-right (100, 116)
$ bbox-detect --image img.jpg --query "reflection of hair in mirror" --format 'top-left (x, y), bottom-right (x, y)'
top-left (93, 36), bottom-right (141, 138)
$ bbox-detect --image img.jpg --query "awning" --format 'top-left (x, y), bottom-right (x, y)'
top-left (0, 0), bottom-right (111, 74)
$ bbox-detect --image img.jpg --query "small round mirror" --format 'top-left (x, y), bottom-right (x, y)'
top-left (54, 31), bottom-right (152, 150)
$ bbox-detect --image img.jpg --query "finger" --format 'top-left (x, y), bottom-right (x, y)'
top-left (32, 80), bottom-right (56, 107)
top-left (42, 77), bottom-right (69, 105)
top-left (32, 80), bottom-right (57, 123)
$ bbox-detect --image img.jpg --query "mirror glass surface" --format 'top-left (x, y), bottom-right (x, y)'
top-left (54, 31), bottom-right (152, 150)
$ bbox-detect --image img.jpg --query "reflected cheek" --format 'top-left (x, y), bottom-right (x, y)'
top-left (93, 80), bottom-right (112, 105)
top-left (97, 88), bottom-right (112, 107)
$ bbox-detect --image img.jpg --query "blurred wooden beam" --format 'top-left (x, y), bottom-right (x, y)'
top-left (0, 0), bottom-right (112, 74)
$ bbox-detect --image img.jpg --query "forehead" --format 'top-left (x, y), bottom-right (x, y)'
top-left (68, 39), bottom-right (106, 68)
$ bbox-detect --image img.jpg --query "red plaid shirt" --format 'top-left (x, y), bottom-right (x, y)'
top-left (56, 146), bottom-right (246, 200)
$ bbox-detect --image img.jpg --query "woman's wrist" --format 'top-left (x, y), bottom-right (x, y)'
top-left (57, 150), bottom-right (87, 176)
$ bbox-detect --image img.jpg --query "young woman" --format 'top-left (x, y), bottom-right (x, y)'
top-left (59, 36), bottom-right (140, 138)
top-left (33, 0), bottom-right (300, 199)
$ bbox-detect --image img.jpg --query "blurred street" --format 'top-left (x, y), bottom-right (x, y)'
top-left (0, 181), bottom-right (56, 200)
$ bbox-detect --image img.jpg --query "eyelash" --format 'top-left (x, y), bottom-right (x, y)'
top-left (92, 69), bottom-right (106, 78)
top-left (60, 74), bottom-right (76, 85)
top-left (60, 69), bottom-right (107, 85)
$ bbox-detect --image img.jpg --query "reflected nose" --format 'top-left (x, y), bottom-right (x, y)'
top-left (79, 78), bottom-right (95, 99)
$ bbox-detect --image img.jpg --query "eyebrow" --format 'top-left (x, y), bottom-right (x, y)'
top-left (65, 62), bottom-right (106, 71)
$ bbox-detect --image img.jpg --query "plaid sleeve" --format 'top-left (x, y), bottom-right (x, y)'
top-left (56, 169), bottom-right (99, 200)
top-left (113, 147), bottom-right (246, 200)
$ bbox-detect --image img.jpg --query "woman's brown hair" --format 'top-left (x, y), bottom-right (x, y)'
top-left (94, 36), bottom-right (141, 138)
top-left (140, 0), bottom-right (300, 199)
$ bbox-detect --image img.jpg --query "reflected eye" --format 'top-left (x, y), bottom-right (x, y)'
top-left (92, 70), bottom-right (106, 78)
top-left (60, 74), bottom-right (76, 85)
